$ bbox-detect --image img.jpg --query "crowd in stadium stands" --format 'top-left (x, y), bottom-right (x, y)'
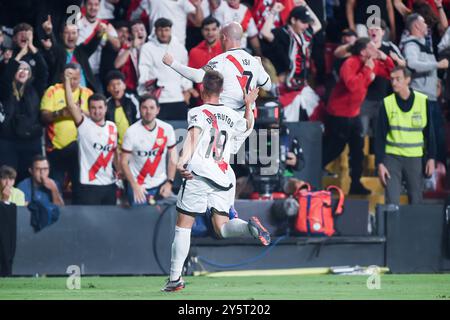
top-left (0, 0), bottom-right (450, 208)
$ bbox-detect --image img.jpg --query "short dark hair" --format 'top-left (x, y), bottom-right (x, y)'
top-left (114, 20), bottom-right (130, 30)
top-left (130, 19), bottom-right (145, 29)
top-left (31, 154), bottom-right (49, 167)
top-left (201, 16), bottom-right (220, 29)
top-left (139, 94), bottom-right (160, 108)
top-left (88, 93), bottom-right (107, 107)
top-left (0, 165), bottom-right (17, 180)
top-left (63, 62), bottom-right (82, 73)
top-left (391, 66), bottom-right (412, 78)
top-left (202, 70), bottom-right (224, 96)
top-left (105, 70), bottom-right (125, 84)
top-left (154, 18), bottom-right (172, 29)
top-left (13, 23), bottom-right (33, 36)
top-left (350, 37), bottom-right (371, 55)
top-left (406, 13), bottom-right (422, 33)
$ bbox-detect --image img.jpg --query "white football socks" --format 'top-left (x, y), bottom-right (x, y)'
top-left (219, 218), bottom-right (252, 238)
top-left (169, 226), bottom-right (191, 281)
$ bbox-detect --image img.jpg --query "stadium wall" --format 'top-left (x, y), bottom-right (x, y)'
top-left (11, 201), bottom-right (449, 276)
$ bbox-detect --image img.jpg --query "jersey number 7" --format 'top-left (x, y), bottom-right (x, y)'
top-left (226, 54), bottom-right (254, 94)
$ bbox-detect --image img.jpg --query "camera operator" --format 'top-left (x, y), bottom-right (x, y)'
top-left (235, 100), bottom-right (305, 199)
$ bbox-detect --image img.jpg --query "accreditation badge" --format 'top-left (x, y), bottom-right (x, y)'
top-left (411, 113), bottom-right (423, 128)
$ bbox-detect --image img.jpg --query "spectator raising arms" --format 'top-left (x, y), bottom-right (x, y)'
top-left (10, 23), bottom-right (49, 81)
top-left (323, 38), bottom-right (395, 195)
top-left (261, 2), bottom-right (322, 121)
top-left (40, 63), bottom-right (93, 204)
top-left (40, 17), bottom-right (104, 93)
top-left (64, 67), bottom-right (119, 205)
top-left (213, 0), bottom-right (263, 56)
top-left (346, 0), bottom-right (396, 41)
top-left (77, 0), bottom-right (121, 93)
top-left (114, 20), bottom-right (147, 93)
top-left (360, 18), bottom-right (405, 137)
top-left (0, 35), bottom-right (47, 182)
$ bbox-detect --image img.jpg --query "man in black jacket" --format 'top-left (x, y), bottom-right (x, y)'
top-left (40, 17), bottom-right (102, 93)
top-left (105, 70), bottom-right (139, 146)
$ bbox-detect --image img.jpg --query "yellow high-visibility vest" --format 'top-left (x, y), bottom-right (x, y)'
top-left (384, 91), bottom-right (427, 157)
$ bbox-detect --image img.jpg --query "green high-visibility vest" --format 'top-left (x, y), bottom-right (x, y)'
top-left (384, 91), bottom-right (427, 157)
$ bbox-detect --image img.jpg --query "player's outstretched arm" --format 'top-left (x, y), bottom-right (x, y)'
top-left (162, 53), bottom-right (205, 83)
top-left (64, 70), bottom-right (83, 126)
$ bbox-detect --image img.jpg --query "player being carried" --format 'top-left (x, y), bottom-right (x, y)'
top-left (162, 70), bottom-right (271, 292)
top-left (162, 21), bottom-right (272, 218)
top-left (162, 21), bottom-right (272, 115)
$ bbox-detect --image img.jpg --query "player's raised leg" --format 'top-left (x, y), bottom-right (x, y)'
top-left (222, 171), bottom-right (271, 246)
top-left (210, 182), bottom-right (271, 246)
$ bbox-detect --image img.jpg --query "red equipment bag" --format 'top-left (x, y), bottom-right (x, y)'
top-left (294, 183), bottom-right (345, 236)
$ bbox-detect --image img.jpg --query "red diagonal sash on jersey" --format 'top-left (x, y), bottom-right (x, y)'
top-left (226, 54), bottom-right (249, 92)
top-left (227, 54), bottom-right (248, 95)
top-left (83, 19), bottom-right (110, 45)
top-left (241, 8), bottom-right (253, 32)
top-left (202, 109), bottom-right (228, 173)
top-left (88, 124), bottom-right (117, 181)
top-left (137, 127), bottom-right (168, 185)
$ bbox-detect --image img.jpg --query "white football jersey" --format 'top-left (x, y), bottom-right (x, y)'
top-left (214, 2), bottom-right (258, 48)
top-left (76, 17), bottom-right (118, 75)
top-left (206, 48), bottom-right (271, 112)
top-left (186, 104), bottom-right (248, 189)
top-left (148, 0), bottom-right (195, 46)
top-left (122, 119), bottom-right (177, 189)
top-left (77, 116), bottom-right (118, 186)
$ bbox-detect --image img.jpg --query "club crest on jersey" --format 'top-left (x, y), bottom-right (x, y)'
top-left (207, 61), bottom-right (218, 69)
top-left (190, 114), bottom-right (198, 123)
top-left (156, 138), bottom-right (165, 146)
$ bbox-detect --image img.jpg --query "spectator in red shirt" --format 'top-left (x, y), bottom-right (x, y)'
top-left (114, 20), bottom-right (147, 93)
top-left (323, 38), bottom-right (395, 195)
top-left (252, 0), bottom-right (296, 33)
top-left (188, 16), bottom-right (223, 105)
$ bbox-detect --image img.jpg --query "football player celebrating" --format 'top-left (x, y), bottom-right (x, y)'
top-left (162, 70), bottom-right (271, 292)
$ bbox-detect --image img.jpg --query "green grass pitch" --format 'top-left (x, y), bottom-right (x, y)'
top-left (1, 274), bottom-right (450, 300)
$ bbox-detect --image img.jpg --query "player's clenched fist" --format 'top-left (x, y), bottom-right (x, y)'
top-left (244, 87), bottom-right (260, 107)
top-left (162, 53), bottom-right (174, 66)
top-left (177, 163), bottom-right (193, 180)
